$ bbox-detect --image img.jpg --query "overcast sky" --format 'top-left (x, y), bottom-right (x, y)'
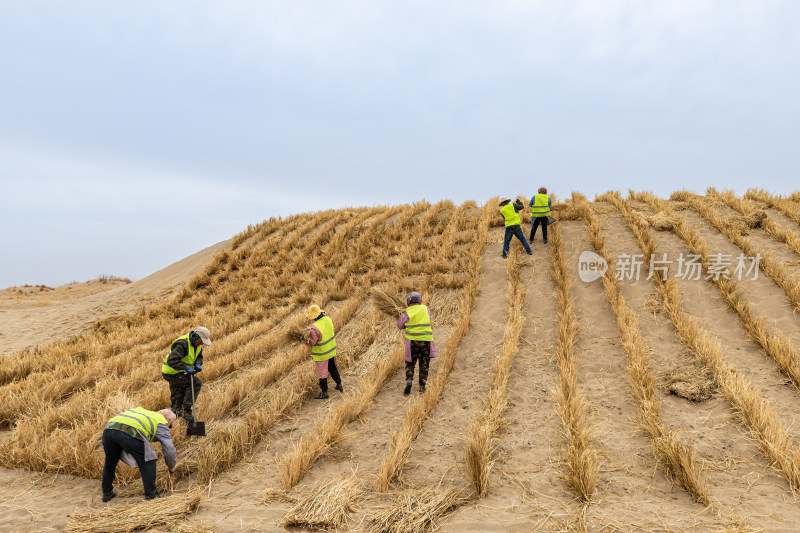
top-left (1, 1), bottom-right (798, 288)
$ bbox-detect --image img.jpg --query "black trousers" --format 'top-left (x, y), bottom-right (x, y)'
top-left (162, 372), bottom-right (202, 413)
top-left (319, 357), bottom-right (341, 392)
top-left (406, 341), bottom-right (431, 386)
top-left (101, 428), bottom-right (157, 498)
top-left (530, 216), bottom-right (549, 242)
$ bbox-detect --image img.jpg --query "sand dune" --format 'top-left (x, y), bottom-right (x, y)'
top-left (2, 193), bottom-right (800, 532)
top-left (0, 239), bottom-right (230, 357)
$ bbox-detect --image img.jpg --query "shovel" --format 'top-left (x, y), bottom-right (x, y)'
top-left (186, 374), bottom-right (206, 437)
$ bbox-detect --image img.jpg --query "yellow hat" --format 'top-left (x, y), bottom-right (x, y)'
top-left (306, 304), bottom-right (323, 320)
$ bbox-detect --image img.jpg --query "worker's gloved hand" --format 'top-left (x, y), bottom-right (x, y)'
top-left (194, 362), bottom-right (202, 373)
top-left (185, 366), bottom-right (196, 375)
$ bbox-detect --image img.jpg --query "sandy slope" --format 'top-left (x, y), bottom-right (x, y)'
top-left (3, 198), bottom-right (800, 532)
top-left (0, 239), bottom-right (230, 357)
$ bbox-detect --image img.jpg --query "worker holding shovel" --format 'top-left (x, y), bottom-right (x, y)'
top-left (397, 292), bottom-right (437, 395)
top-left (161, 327), bottom-right (211, 421)
top-left (305, 304), bottom-right (343, 399)
top-left (101, 407), bottom-right (177, 502)
top-left (529, 187), bottom-right (553, 244)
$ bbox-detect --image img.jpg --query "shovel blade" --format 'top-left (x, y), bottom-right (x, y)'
top-left (187, 421), bottom-right (206, 437)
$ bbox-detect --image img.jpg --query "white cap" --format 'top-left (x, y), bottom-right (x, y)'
top-left (195, 326), bottom-right (212, 346)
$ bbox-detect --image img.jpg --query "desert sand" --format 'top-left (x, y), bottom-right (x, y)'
top-left (0, 240), bottom-right (230, 358)
top-left (2, 193), bottom-right (800, 532)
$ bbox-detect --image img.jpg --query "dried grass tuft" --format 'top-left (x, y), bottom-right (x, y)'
top-left (364, 486), bottom-right (470, 533)
top-left (669, 191), bottom-right (691, 202)
top-left (263, 487), bottom-right (296, 504)
top-left (666, 365), bottom-right (716, 402)
top-left (65, 491), bottom-right (203, 533)
top-left (642, 292), bottom-right (662, 315)
top-left (283, 475), bottom-right (363, 530)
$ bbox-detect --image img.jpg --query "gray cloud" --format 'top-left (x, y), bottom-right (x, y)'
top-left (1, 1), bottom-right (798, 286)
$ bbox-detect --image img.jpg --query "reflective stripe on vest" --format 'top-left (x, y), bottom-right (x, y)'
top-left (107, 407), bottom-right (166, 442)
top-left (531, 194), bottom-right (551, 217)
top-left (404, 304), bottom-right (433, 342)
top-left (311, 316), bottom-right (337, 361)
top-left (500, 203), bottom-right (521, 227)
top-left (162, 333), bottom-right (201, 374)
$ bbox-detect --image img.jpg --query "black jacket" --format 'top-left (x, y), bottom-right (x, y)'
top-left (165, 338), bottom-right (203, 372)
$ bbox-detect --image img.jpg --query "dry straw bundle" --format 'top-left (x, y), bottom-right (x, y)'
top-left (283, 475), bottom-right (364, 530)
top-left (647, 212), bottom-right (679, 231)
top-left (372, 287), bottom-right (406, 317)
top-left (740, 210), bottom-right (767, 229)
top-left (287, 328), bottom-right (314, 344)
top-left (364, 486), bottom-right (470, 533)
top-left (666, 365), bottom-right (716, 402)
top-left (551, 202), bottom-right (580, 221)
top-left (65, 491), bottom-right (203, 533)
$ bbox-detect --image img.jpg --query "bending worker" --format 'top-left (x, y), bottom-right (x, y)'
top-left (499, 198), bottom-right (532, 258)
top-left (305, 304), bottom-right (343, 399)
top-left (529, 187), bottom-right (552, 244)
top-left (161, 327), bottom-right (211, 421)
top-left (102, 407), bottom-right (177, 502)
top-left (397, 292), bottom-right (436, 395)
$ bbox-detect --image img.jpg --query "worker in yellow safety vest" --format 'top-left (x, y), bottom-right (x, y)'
top-left (529, 187), bottom-right (552, 244)
top-left (499, 198), bottom-right (532, 258)
top-left (161, 327), bottom-right (211, 421)
top-left (397, 292), bottom-right (437, 394)
top-left (102, 407), bottom-right (177, 502)
top-left (305, 304), bottom-right (343, 399)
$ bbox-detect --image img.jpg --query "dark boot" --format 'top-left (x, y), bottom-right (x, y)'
top-left (404, 379), bottom-right (412, 395)
top-left (419, 383), bottom-right (426, 394)
top-left (102, 491), bottom-right (116, 503)
top-left (145, 493), bottom-right (164, 500)
top-left (315, 379), bottom-right (329, 399)
top-left (181, 407), bottom-right (194, 422)
top-left (334, 381), bottom-right (344, 392)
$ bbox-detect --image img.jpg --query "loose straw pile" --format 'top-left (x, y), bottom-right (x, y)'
top-left (647, 212), bottom-right (679, 231)
top-left (666, 365), bottom-right (716, 402)
top-left (364, 486), bottom-right (470, 533)
top-left (65, 491), bottom-right (203, 533)
top-left (283, 475), bottom-right (363, 530)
